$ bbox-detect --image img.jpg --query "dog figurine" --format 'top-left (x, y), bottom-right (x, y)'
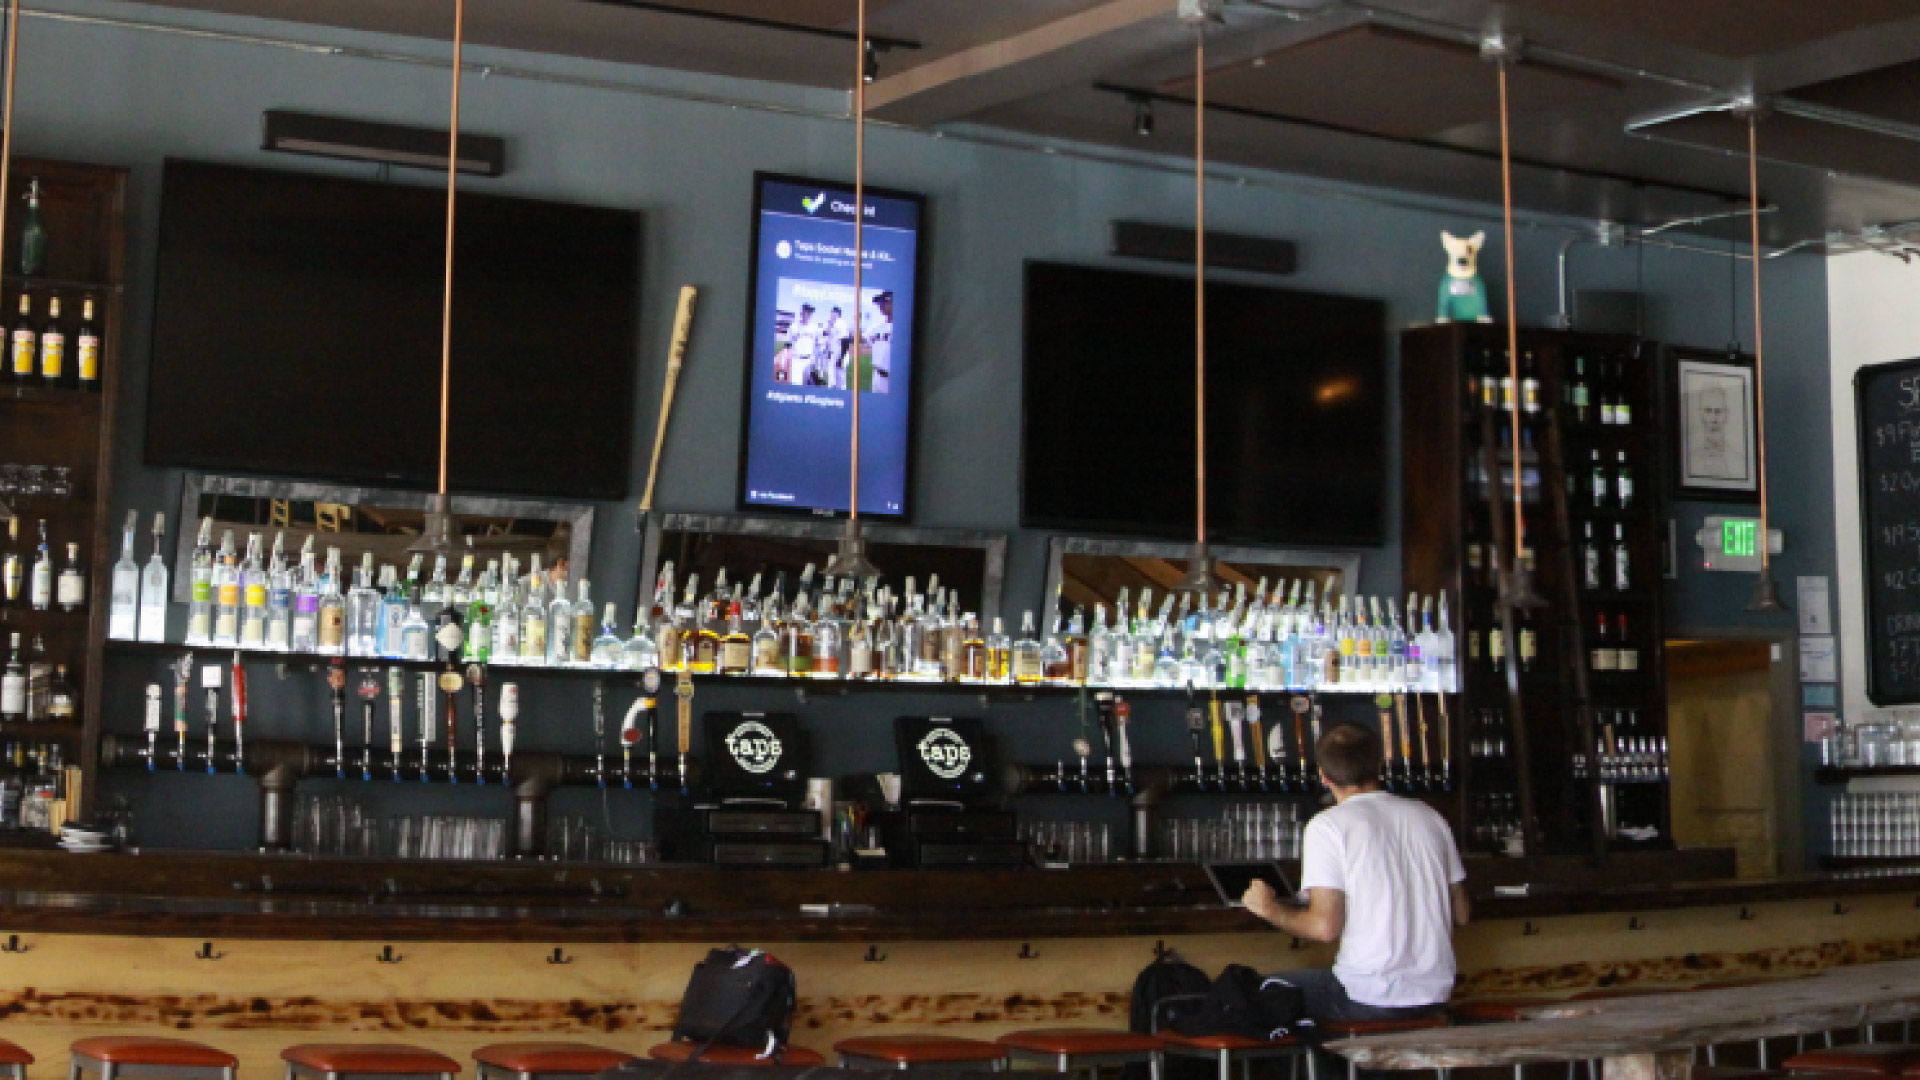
top-left (1437, 231), bottom-right (1493, 323)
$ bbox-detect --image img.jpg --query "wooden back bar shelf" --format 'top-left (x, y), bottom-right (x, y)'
top-left (0, 157), bottom-right (129, 821)
top-left (1402, 324), bottom-right (1671, 860)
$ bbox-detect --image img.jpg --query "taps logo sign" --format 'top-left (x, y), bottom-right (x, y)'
top-left (916, 726), bottom-right (972, 780)
top-left (801, 192), bottom-right (826, 214)
top-left (724, 719), bottom-right (783, 775)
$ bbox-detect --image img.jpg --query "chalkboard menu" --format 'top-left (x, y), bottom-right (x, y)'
top-left (1857, 356), bottom-right (1920, 704)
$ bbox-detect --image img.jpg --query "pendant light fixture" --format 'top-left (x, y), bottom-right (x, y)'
top-left (407, 0), bottom-right (467, 559)
top-left (1739, 107), bottom-right (1786, 614)
top-left (0, 0), bottom-right (22, 524)
top-left (826, 0), bottom-right (881, 581)
top-left (1489, 43), bottom-right (1544, 612)
top-left (1173, 9), bottom-right (1219, 598)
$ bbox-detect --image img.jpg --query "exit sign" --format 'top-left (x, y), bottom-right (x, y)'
top-left (1723, 518), bottom-right (1760, 559)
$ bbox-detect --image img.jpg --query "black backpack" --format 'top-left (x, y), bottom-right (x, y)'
top-left (670, 947), bottom-right (798, 1059)
top-left (1172, 965), bottom-right (1311, 1042)
top-left (1130, 956), bottom-right (1213, 1034)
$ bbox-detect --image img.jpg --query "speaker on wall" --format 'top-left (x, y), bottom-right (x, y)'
top-left (261, 109), bottom-right (507, 177)
top-left (1108, 219), bottom-right (1297, 276)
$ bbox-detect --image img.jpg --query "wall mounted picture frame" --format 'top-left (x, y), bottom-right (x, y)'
top-left (1667, 347), bottom-right (1759, 503)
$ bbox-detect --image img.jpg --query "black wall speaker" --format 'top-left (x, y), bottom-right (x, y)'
top-left (262, 109), bottom-right (507, 177)
top-left (1109, 219), bottom-right (1297, 275)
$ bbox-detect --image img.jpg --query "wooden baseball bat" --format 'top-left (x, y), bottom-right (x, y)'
top-left (640, 286), bottom-right (699, 515)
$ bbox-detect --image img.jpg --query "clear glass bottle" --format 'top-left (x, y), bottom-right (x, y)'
top-left (846, 597), bottom-right (874, 679)
top-left (316, 548), bottom-right (347, 656)
top-left (571, 579), bottom-right (596, 666)
top-left (421, 554), bottom-right (449, 621)
top-left (752, 591), bottom-right (784, 675)
top-left (211, 530), bottom-right (240, 645)
top-left (45, 665), bottom-right (76, 723)
top-left (1040, 612), bottom-right (1071, 685)
top-left (109, 511), bottom-right (139, 639)
top-left (1613, 523), bottom-right (1630, 591)
top-left (239, 533), bottom-right (269, 647)
top-left (290, 541), bottom-right (319, 653)
top-left (139, 512), bottom-right (170, 643)
top-left (783, 586), bottom-right (813, 678)
top-left (347, 553), bottom-right (381, 657)
top-left (1, 518), bottom-right (19, 612)
top-left (451, 552), bottom-right (476, 610)
top-left (810, 599), bottom-right (842, 678)
top-left (1012, 611), bottom-right (1044, 685)
top-left (465, 568), bottom-right (494, 664)
top-left (27, 522), bottom-right (51, 612)
top-left (18, 178), bottom-right (45, 276)
top-left (1435, 591), bottom-right (1458, 693)
top-left (401, 599), bottom-right (431, 661)
top-left (961, 613), bottom-right (987, 682)
top-left (985, 616), bottom-right (1011, 683)
top-left (56, 541), bottom-right (84, 613)
top-left (592, 601), bottom-right (624, 670)
top-left (494, 559), bottom-right (522, 661)
top-left (622, 612), bottom-right (659, 672)
top-left (520, 563), bottom-right (549, 666)
top-left (0, 634), bottom-right (21, 721)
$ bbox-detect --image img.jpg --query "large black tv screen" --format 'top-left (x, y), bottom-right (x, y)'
top-left (1021, 261), bottom-right (1387, 546)
top-left (146, 159), bottom-right (641, 499)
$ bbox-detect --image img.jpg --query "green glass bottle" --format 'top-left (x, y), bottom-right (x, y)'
top-left (18, 179), bottom-right (45, 277)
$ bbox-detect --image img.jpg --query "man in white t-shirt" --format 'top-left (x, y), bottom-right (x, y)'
top-left (1243, 722), bottom-right (1469, 1030)
top-left (865, 292), bottom-right (894, 394)
top-left (789, 304), bottom-right (821, 385)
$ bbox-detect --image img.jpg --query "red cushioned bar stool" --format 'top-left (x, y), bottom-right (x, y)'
top-left (282, 1044), bottom-right (461, 1080)
top-left (473, 1044), bottom-right (634, 1080)
top-left (997, 1030), bottom-right (1165, 1080)
top-left (1784, 1044), bottom-right (1920, 1078)
top-left (71, 1038), bottom-right (237, 1080)
top-left (646, 1044), bottom-right (826, 1067)
top-left (0, 1039), bottom-right (29, 1080)
top-left (834, 1036), bottom-right (1008, 1072)
top-left (1158, 1032), bottom-right (1314, 1080)
top-left (1320, 1015), bottom-right (1452, 1080)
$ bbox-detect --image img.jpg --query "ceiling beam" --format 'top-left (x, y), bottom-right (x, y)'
top-left (865, 0), bottom-right (1180, 125)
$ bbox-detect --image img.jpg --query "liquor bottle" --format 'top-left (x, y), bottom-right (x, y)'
top-left (783, 584), bottom-right (813, 677)
top-left (962, 613), bottom-right (987, 681)
top-left (847, 597), bottom-right (874, 679)
top-left (1154, 626), bottom-right (1181, 687)
top-left (809, 598), bottom-right (840, 678)
top-left (212, 530), bottom-right (240, 645)
top-left (290, 540), bottom-right (318, 653)
top-left (1520, 349), bottom-right (1540, 415)
top-left (986, 616), bottom-right (1011, 683)
top-left (400, 597), bottom-right (430, 661)
top-left (1590, 449), bottom-right (1606, 508)
top-left (1435, 591), bottom-right (1458, 692)
top-left (36, 295), bottom-right (62, 387)
top-left (752, 591), bottom-right (783, 675)
top-left (28, 521), bottom-right (51, 611)
top-left (464, 571), bottom-right (493, 664)
top-left (593, 602), bottom-right (625, 670)
top-left (316, 548), bottom-right (347, 655)
top-left (76, 297), bottom-right (99, 392)
top-left (914, 591), bottom-right (944, 679)
top-left (1612, 523), bottom-right (1630, 591)
top-left (1088, 603), bottom-right (1112, 686)
top-left (239, 533), bottom-right (269, 647)
top-left (1488, 623), bottom-right (1505, 672)
top-left (571, 579), bottom-right (596, 665)
top-left (943, 594), bottom-right (968, 681)
top-left (1518, 612), bottom-right (1536, 674)
top-left (18, 178), bottom-right (44, 276)
top-left (520, 563), bottom-right (549, 666)
top-left (109, 511), bottom-right (139, 639)
top-left (1616, 450), bottom-right (1634, 509)
top-left (46, 664), bottom-right (76, 724)
top-left (1040, 613), bottom-right (1070, 685)
top-left (7, 293), bottom-right (29, 381)
top-left (0, 635), bottom-right (21, 721)
top-left (346, 553), bottom-right (380, 657)
top-left (622, 610), bottom-right (659, 672)
top-left (138, 512), bottom-right (169, 643)
top-left (1614, 360), bottom-right (1633, 426)
top-left (22, 635), bottom-right (46, 721)
top-left (1568, 353), bottom-right (1590, 423)
top-left (1012, 611), bottom-right (1044, 685)
top-left (185, 518), bottom-right (214, 644)
top-left (422, 554), bottom-right (450, 622)
top-left (690, 583), bottom-right (721, 675)
top-left (1, 518), bottom-right (20, 609)
top-left (1590, 611), bottom-right (1616, 671)
top-left (451, 552), bottom-right (475, 610)
top-left (1582, 523), bottom-right (1601, 591)
top-left (1615, 612), bottom-right (1639, 672)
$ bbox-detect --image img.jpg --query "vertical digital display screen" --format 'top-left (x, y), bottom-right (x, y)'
top-left (738, 173), bottom-right (923, 519)
top-left (1723, 518), bottom-right (1759, 558)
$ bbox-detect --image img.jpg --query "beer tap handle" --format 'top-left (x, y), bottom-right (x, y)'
top-left (498, 683), bottom-right (519, 784)
top-left (1375, 694), bottom-right (1396, 790)
top-left (418, 673), bottom-right (434, 782)
top-left (1114, 697), bottom-right (1134, 795)
top-left (1208, 695), bottom-right (1227, 788)
top-left (1184, 684), bottom-right (1207, 791)
top-left (386, 667), bottom-right (405, 781)
top-left (640, 668), bottom-right (662, 790)
top-left (1290, 695), bottom-right (1310, 791)
top-left (1413, 693), bottom-right (1432, 790)
top-left (1436, 690), bottom-right (1452, 791)
top-left (674, 669), bottom-right (693, 797)
top-left (173, 655), bottom-right (191, 772)
top-left (1225, 702), bottom-right (1247, 789)
top-left (593, 683), bottom-right (607, 789)
top-left (467, 665), bottom-right (486, 785)
top-left (143, 684), bottom-right (162, 771)
top-left (1309, 692), bottom-right (1325, 791)
top-left (326, 658), bottom-right (346, 780)
top-left (230, 653), bottom-right (247, 776)
top-left (1245, 697), bottom-right (1269, 791)
top-left (357, 671), bottom-right (379, 782)
top-left (620, 694), bottom-right (646, 790)
top-left (439, 668), bottom-right (465, 782)
top-left (1093, 693), bottom-right (1117, 796)
top-left (199, 663), bottom-right (222, 775)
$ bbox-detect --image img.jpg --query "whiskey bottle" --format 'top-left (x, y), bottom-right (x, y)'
top-left (752, 592), bottom-right (784, 675)
top-left (7, 294), bottom-right (30, 381)
top-left (986, 616), bottom-right (1011, 683)
top-left (0, 635), bottom-right (21, 721)
top-left (1488, 624), bottom-right (1505, 672)
top-left (1012, 611), bottom-right (1044, 685)
top-left (1, 518), bottom-right (20, 609)
top-left (22, 635), bottom-right (46, 721)
top-left (846, 597), bottom-right (874, 679)
top-left (571, 579), bottom-right (596, 665)
top-left (1612, 523), bottom-right (1630, 591)
top-left (28, 521), bottom-right (51, 611)
top-left (45, 665), bottom-right (74, 723)
top-left (109, 511), bottom-right (139, 639)
top-left (1614, 360), bottom-right (1633, 426)
top-left (36, 295), bottom-right (62, 387)
top-left (138, 512), bottom-right (169, 643)
top-left (962, 613), bottom-right (987, 681)
top-left (809, 599), bottom-right (841, 678)
top-left (1040, 613), bottom-right (1071, 685)
top-left (520, 562), bottom-right (550, 665)
top-left (544, 573), bottom-right (572, 667)
top-left (76, 297), bottom-right (99, 392)
top-left (1518, 612), bottom-right (1536, 674)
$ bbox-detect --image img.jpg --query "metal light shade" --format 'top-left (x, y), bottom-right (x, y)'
top-left (1746, 563), bottom-right (1788, 614)
top-left (825, 517), bottom-right (881, 580)
top-left (407, 491), bottom-right (461, 559)
top-left (1173, 542), bottom-right (1220, 596)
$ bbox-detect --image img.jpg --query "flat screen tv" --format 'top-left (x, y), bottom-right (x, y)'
top-left (1021, 261), bottom-right (1387, 546)
top-left (737, 172), bottom-right (924, 519)
top-left (145, 159), bottom-right (641, 499)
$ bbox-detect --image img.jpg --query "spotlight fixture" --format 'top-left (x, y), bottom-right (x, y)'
top-left (864, 40), bottom-right (879, 83)
top-left (1132, 96), bottom-right (1155, 137)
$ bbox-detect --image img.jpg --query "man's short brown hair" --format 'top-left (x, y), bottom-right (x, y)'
top-left (1316, 722), bottom-right (1383, 788)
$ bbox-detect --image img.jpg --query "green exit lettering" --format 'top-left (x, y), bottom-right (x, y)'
top-left (1723, 518), bottom-right (1759, 558)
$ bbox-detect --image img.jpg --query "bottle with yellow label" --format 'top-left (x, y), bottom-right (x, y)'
top-left (76, 297), bottom-right (99, 391)
top-left (37, 295), bottom-right (62, 387)
top-left (8, 293), bottom-right (32, 380)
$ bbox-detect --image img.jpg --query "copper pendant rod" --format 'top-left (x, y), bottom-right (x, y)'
top-left (0, 0), bottom-right (24, 272)
top-left (1194, 31), bottom-right (1207, 547)
top-left (1748, 117), bottom-right (1771, 568)
top-left (847, 0), bottom-right (866, 522)
top-left (437, 0), bottom-right (465, 497)
top-left (1498, 62), bottom-right (1524, 562)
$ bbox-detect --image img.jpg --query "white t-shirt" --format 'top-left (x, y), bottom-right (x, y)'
top-left (1299, 791), bottom-right (1466, 1008)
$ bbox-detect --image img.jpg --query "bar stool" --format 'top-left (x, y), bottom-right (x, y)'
top-left (71, 1038), bottom-right (238, 1080)
top-left (282, 1044), bottom-right (460, 1080)
top-left (0, 1040), bottom-right (28, 1080)
top-left (1320, 1016), bottom-right (1451, 1080)
top-left (1157, 1032), bottom-right (1313, 1080)
top-left (834, 1036), bottom-right (1008, 1071)
top-left (1695, 977), bottom-right (1791, 1068)
top-left (473, 1044), bottom-right (633, 1080)
top-left (646, 1044), bottom-right (826, 1067)
top-left (996, 1030), bottom-right (1164, 1080)
top-left (1784, 1045), bottom-right (1920, 1077)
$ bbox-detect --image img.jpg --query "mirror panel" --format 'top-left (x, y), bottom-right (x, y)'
top-left (1042, 537), bottom-right (1362, 617)
top-left (173, 474), bottom-right (595, 603)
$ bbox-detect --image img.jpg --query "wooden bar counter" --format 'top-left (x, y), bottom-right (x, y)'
top-left (0, 846), bottom-right (1907, 1077)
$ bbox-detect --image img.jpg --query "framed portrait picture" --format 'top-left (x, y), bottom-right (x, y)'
top-left (1667, 348), bottom-right (1759, 502)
